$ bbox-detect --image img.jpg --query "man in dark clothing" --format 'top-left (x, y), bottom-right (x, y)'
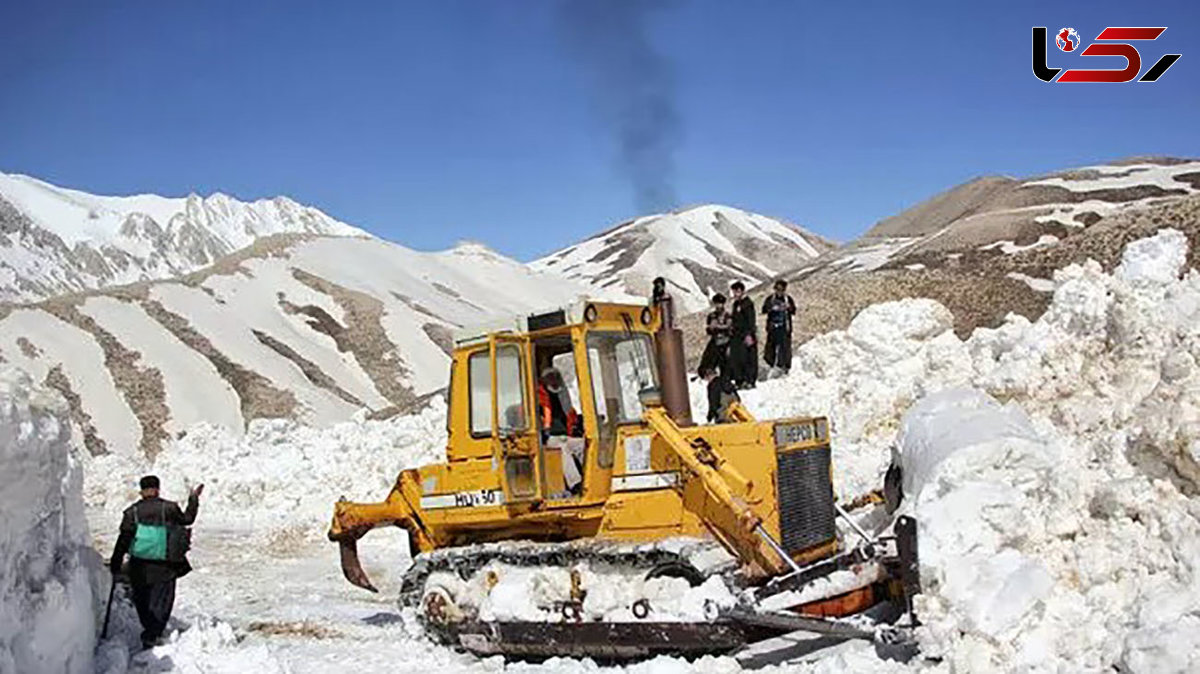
top-left (700, 365), bottom-right (740, 423)
top-left (727, 281), bottom-right (758, 389)
top-left (762, 279), bottom-right (797, 378)
top-left (699, 293), bottom-right (732, 376)
top-left (651, 276), bottom-right (668, 305)
top-left (537, 367), bottom-right (580, 439)
top-left (110, 475), bottom-right (203, 649)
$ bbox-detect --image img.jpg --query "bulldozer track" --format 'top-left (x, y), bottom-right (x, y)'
top-left (398, 538), bottom-right (734, 610)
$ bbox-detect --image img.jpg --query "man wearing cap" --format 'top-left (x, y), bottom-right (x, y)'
top-left (110, 475), bottom-right (203, 649)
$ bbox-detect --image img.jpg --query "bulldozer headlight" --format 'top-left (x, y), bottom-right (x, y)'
top-left (584, 304), bottom-right (598, 323)
top-left (640, 307), bottom-right (653, 325)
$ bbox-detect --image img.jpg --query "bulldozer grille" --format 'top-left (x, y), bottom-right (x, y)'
top-left (774, 445), bottom-right (836, 554)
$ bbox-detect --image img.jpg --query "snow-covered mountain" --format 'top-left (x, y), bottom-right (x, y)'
top-left (796, 157), bottom-right (1200, 277)
top-left (0, 234), bottom-right (587, 459)
top-left (0, 172), bottom-right (368, 302)
top-left (530, 204), bottom-right (835, 312)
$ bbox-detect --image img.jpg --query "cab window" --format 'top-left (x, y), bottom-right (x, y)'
top-left (586, 332), bottom-right (658, 425)
top-left (495, 344), bottom-right (527, 432)
top-left (468, 351), bottom-right (490, 437)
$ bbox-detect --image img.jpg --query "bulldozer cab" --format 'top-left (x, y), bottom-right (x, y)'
top-left (451, 302), bottom-right (663, 507)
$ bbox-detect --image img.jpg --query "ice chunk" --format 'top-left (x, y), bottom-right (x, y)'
top-left (1116, 228), bottom-right (1187, 286)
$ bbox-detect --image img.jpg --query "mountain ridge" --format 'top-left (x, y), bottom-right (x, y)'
top-left (531, 203), bottom-right (835, 311)
top-left (0, 171), bottom-right (368, 302)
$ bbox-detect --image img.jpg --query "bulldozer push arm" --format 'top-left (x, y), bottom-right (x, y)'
top-left (328, 470), bottom-right (433, 592)
top-left (642, 407), bottom-right (799, 578)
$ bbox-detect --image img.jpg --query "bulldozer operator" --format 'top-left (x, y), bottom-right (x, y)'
top-left (538, 367), bottom-right (585, 493)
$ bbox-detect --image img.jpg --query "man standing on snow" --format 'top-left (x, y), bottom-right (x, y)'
top-left (110, 475), bottom-right (203, 649)
top-left (699, 364), bottom-right (740, 424)
top-left (728, 281), bottom-right (758, 389)
top-left (699, 293), bottom-right (732, 376)
top-left (761, 279), bottom-right (797, 378)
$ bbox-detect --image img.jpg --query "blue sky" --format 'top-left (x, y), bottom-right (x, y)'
top-left (1, 0), bottom-right (1196, 260)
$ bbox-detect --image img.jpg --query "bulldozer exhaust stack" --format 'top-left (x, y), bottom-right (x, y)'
top-left (654, 292), bottom-right (693, 427)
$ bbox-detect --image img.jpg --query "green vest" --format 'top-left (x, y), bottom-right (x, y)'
top-left (130, 502), bottom-right (168, 561)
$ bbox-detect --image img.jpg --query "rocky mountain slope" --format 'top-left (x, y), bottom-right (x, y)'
top-left (795, 157), bottom-right (1200, 278)
top-left (680, 160), bottom-right (1200, 369)
top-left (0, 235), bottom-right (586, 460)
top-left (530, 204), bottom-right (835, 311)
top-left (0, 172), bottom-right (368, 302)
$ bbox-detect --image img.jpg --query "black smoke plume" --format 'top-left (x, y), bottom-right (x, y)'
top-left (558, 0), bottom-right (681, 213)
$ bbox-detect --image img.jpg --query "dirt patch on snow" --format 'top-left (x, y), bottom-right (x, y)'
top-left (43, 365), bottom-right (108, 456)
top-left (421, 323), bottom-right (454, 356)
top-left (291, 269), bottom-right (416, 410)
top-left (137, 297), bottom-right (298, 423)
top-left (246, 621), bottom-right (341, 640)
top-left (999, 193), bottom-right (1200, 276)
top-left (16, 337), bottom-right (40, 359)
top-left (40, 300), bottom-right (170, 459)
top-left (250, 329), bottom-right (363, 407)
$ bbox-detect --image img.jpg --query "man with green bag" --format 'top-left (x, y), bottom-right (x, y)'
top-left (109, 475), bottom-right (203, 649)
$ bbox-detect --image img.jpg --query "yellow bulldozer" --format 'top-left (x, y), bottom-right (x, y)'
top-left (329, 295), bottom-right (919, 662)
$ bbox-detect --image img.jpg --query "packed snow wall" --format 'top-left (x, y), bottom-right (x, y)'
top-left (0, 368), bottom-right (98, 674)
top-left (695, 228), bottom-right (1200, 671)
top-left (83, 398), bottom-right (449, 546)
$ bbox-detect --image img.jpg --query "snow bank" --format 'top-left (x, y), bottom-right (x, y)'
top-left (697, 296), bottom-right (974, 500)
top-left (895, 390), bottom-right (1062, 664)
top-left (0, 368), bottom-right (98, 674)
top-left (896, 387), bottom-right (1200, 673)
top-left (137, 619), bottom-right (285, 674)
top-left (716, 228), bottom-right (1200, 672)
top-left (84, 397), bottom-right (448, 544)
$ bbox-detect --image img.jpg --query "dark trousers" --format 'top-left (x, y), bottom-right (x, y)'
top-left (729, 338), bottom-right (758, 386)
top-left (131, 576), bottom-right (176, 645)
top-left (699, 339), bottom-right (729, 376)
top-left (764, 326), bottom-right (792, 372)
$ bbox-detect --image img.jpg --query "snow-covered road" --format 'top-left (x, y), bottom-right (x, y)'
top-left (100, 528), bottom-right (490, 674)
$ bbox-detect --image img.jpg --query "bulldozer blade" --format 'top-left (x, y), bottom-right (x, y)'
top-left (339, 538), bottom-right (379, 593)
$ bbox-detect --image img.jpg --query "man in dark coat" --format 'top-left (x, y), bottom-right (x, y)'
top-left (699, 293), bottom-right (732, 376)
top-left (761, 279), bottom-right (797, 377)
top-left (728, 281), bottom-right (758, 389)
top-left (700, 365), bottom-right (740, 424)
top-left (110, 475), bottom-right (203, 649)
